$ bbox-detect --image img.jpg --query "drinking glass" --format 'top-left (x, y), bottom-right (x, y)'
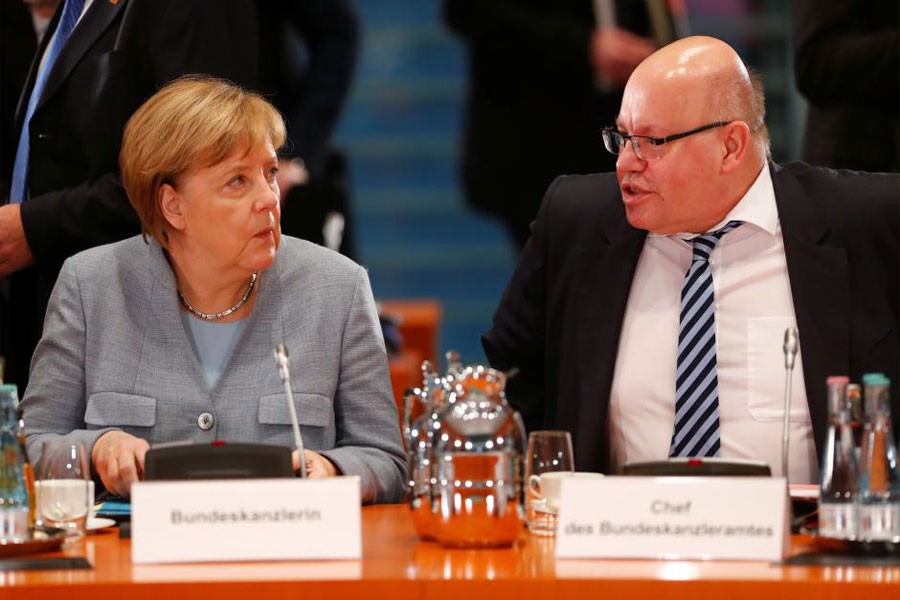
top-left (37, 440), bottom-right (91, 538)
top-left (525, 430), bottom-right (574, 536)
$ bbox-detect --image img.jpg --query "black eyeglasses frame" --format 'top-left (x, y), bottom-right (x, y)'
top-left (602, 121), bottom-right (731, 159)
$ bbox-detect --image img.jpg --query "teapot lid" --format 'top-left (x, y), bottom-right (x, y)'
top-left (440, 388), bottom-right (510, 437)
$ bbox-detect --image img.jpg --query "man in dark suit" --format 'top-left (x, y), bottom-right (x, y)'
top-left (484, 37), bottom-right (899, 482)
top-left (794, 0), bottom-right (899, 172)
top-left (256, 0), bottom-right (360, 258)
top-left (0, 0), bottom-right (48, 376)
top-left (0, 0), bottom-right (259, 388)
top-left (444, 0), bottom-right (655, 248)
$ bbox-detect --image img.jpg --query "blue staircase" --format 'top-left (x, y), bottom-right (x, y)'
top-left (335, 0), bottom-right (516, 364)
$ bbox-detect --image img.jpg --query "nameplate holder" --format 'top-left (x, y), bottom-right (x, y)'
top-left (131, 477), bottom-right (361, 564)
top-left (555, 476), bottom-right (788, 561)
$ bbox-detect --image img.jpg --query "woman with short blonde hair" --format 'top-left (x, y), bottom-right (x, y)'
top-left (121, 77), bottom-right (286, 247)
top-left (22, 77), bottom-right (406, 504)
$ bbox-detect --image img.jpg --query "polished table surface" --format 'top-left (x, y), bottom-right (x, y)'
top-left (2, 504), bottom-right (898, 599)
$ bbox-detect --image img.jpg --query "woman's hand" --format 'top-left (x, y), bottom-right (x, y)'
top-left (91, 430), bottom-right (150, 497)
top-left (292, 449), bottom-right (340, 478)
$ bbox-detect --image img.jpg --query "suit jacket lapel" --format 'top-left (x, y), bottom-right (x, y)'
top-left (573, 209), bottom-right (645, 471)
top-left (141, 240), bottom-right (210, 400)
top-left (35, 0), bottom-right (126, 113)
top-left (771, 163), bottom-right (850, 455)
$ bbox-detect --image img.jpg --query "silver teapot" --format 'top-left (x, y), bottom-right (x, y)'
top-left (404, 352), bottom-right (525, 548)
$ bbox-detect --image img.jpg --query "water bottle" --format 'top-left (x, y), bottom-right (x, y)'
top-left (857, 374), bottom-right (899, 540)
top-left (817, 377), bottom-right (859, 539)
top-left (0, 384), bottom-right (29, 542)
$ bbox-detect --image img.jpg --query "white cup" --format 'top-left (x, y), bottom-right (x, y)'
top-left (528, 471), bottom-right (605, 513)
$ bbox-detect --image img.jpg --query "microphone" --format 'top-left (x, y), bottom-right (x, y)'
top-left (274, 343), bottom-right (306, 478)
top-left (780, 327), bottom-right (799, 482)
top-left (783, 327), bottom-right (799, 370)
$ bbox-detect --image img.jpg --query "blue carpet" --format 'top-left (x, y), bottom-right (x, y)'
top-left (334, 0), bottom-right (515, 367)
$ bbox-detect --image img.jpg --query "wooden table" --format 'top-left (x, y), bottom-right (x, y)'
top-left (3, 505), bottom-right (897, 599)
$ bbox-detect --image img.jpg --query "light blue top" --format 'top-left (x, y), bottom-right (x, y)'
top-left (181, 313), bottom-right (248, 389)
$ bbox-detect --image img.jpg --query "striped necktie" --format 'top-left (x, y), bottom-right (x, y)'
top-left (669, 220), bottom-right (743, 458)
top-left (10, 0), bottom-right (86, 203)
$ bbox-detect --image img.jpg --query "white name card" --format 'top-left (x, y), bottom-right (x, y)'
top-left (131, 477), bottom-right (361, 564)
top-left (555, 477), bottom-right (788, 561)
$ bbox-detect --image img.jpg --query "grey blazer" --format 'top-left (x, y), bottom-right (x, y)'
top-left (21, 236), bottom-right (407, 504)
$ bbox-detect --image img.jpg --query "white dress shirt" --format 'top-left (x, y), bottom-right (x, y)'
top-left (608, 165), bottom-right (819, 483)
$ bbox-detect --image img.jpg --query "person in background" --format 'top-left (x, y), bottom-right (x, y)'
top-left (257, 0), bottom-right (360, 258)
top-left (0, 0), bottom-right (57, 373)
top-left (258, 0), bottom-right (359, 186)
top-left (0, 0), bottom-right (260, 391)
top-left (794, 0), bottom-right (899, 172)
top-left (444, 0), bottom-right (654, 249)
top-left (484, 36), bottom-right (899, 482)
top-left (20, 77), bottom-right (407, 504)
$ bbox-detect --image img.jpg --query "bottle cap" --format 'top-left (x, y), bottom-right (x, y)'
top-left (862, 373), bottom-right (889, 386)
top-left (862, 374), bottom-right (891, 416)
top-left (826, 376), bottom-right (850, 385)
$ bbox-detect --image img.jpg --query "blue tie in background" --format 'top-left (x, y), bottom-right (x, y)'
top-left (669, 220), bottom-right (743, 458)
top-left (9, 0), bottom-right (86, 204)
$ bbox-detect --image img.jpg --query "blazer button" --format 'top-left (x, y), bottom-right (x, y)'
top-left (197, 412), bottom-right (215, 431)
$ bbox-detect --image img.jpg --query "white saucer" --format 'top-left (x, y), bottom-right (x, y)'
top-left (789, 484), bottom-right (819, 500)
top-left (87, 517), bottom-right (116, 532)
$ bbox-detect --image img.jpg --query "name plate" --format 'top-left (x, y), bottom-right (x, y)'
top-left (132, 477), bottom-right (361, 564)
top-left (555, 477), bottom-right (788, 561)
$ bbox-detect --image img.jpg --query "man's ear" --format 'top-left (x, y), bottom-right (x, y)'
top-left (159, 183), bottom-right (186, 232)
top-left (721, 121), bottom-right (751, 173)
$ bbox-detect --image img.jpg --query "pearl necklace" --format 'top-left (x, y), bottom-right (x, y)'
top-left (178, 272), bottom-right (258, 321)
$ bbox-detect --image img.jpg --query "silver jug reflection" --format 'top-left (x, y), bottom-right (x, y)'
top-left (404, 361), bottom-right (448, 540)
top-left (403, 353), bottom-right (526, 547)
top-left (432, 362), bottom-right (525, 547)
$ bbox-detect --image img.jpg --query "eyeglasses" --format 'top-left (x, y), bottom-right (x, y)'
top-left (602, 121), bottom-right (730, 161)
